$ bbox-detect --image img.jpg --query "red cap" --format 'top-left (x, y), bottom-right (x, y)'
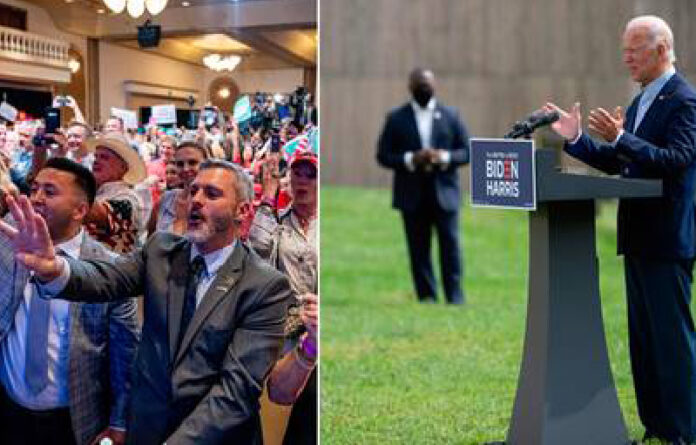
top-left (289, 150), bottom-right (318, 169)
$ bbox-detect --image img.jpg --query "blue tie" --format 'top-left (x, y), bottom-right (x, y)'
top-left (633, 91), bottom-right (649, 133)
top-left (25, 280), bottom-right (50, 394)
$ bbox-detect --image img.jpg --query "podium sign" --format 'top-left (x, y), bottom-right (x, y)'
top-left (470, 138), bottom-right (536, 210)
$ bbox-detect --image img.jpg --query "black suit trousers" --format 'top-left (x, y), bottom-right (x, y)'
top-left (401, 182), bottom-right (463, 303)
top-left (624, 256), bottom-right (696, 441)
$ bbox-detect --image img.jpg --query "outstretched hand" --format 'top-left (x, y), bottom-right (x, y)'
top-left (543, 102), bottom-right (582, 141)
top-left (0, 194), bottom-right (61, 281)
top-left (588, 106), bottom-right (624, 143)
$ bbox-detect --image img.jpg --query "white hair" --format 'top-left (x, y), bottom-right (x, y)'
top-left (627, 15), bottom-right (676, 63)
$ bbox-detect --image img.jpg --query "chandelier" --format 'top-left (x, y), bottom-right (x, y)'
top-left (203, 54), bottom-right (242, 72)
top-left (103, 0), bottom-right (169, 18)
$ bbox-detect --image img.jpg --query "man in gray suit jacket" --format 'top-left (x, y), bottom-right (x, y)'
top-left (0, 158), bottom-right (139, 445)
top-left (0, 159), bottom-right (292, 444)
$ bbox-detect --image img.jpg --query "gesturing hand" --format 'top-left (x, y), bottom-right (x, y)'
top-left (299, 293), bottom-right (318, 339)
top-left (588, 106), bottom-right (624, 143)
top-left (261, 155), bottom-right (281, 200)
top-left (0, 194), bottom-right (61, 281)
top-left (543, 102), bottom-right (582, 141)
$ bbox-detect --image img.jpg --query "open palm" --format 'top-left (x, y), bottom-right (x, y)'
top-left (0, 194), bottom-right (59, 280)
top-left (544, 102), bottom-right (582, 141)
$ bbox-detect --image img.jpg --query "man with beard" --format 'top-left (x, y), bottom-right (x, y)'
top-left (0, 159), bottom-right (292, 444)
top-left (377, 68), bottom-right (470, 304)
top-left (0, 158), bottom-right (138, 445)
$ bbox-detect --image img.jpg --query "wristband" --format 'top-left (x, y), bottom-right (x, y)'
top-left (293, 348), bottom-right (314, 370)
top-left (300, 335), bottom-right (317, 361)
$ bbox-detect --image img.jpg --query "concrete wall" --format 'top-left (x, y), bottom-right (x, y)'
top-left (321, 0), bottom-right (696, 186)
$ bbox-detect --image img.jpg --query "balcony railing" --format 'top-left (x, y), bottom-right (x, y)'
top-left (0, 26), bottom-right (70, 69)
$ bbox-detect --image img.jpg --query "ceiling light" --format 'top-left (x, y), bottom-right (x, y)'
top-left (103, 0), bottom-right (126, 13)
top-left (127, 0), bottom-right (145, 18)
top-left (203, 54), bottom-right (241, 72)
top-left (97, 8), bottom-right (106, 13)
top-left (145, 0), bottom-right (168, 15)
top-left (105, 0), bottom-right (168, 17)
top-left (218, 88), bottom-right (230, 99)
top-left (181, 1), bottom-right (190, 6)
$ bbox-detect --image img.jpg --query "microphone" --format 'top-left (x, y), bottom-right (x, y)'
top-left (504, 110), bottom-right (560, 139)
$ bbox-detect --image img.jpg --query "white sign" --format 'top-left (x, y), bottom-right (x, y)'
top-left (110, 107), bottom-right (138, 130)
top-left (151, 104), bottom-right (177, 125)
top-left (0, 101), bottom-right (17, 122)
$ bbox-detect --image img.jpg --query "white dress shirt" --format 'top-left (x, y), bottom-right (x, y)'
top-left (0, 230), bottom-right (83, 410)
top-left (189, 241), bottom-right (237, 308)
top-left (404, 98), bottom-right (451, 171)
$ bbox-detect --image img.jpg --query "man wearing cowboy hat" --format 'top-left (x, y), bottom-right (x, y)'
top-left (84, 132), bottom-right (148, 253)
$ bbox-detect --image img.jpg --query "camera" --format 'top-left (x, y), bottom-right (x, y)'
top-left (270, 129), bottom-right (281, 153)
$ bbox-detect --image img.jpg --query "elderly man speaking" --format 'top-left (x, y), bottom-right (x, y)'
top-left (545, 15), bottom-right (696, 443)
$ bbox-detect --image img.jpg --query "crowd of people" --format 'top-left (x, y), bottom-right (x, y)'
top-left (0, 90), bottom-right (318, 445)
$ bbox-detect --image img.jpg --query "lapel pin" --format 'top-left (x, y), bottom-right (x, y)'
top-left (659, 95), bottom-right (665, 100)
top-left (434, 111), bottom-right (441, 120)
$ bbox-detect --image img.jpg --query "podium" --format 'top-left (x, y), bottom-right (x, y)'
top-left (505, 149), bottom-right (662, 444)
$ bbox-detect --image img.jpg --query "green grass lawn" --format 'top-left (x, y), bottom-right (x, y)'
top-left (320, 186), bottom-right (652, 444)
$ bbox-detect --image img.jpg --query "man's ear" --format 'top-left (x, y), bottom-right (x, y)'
top-left (235, 201), bottom-right (252, 224)
top-left (73, 199), bottom-right (90, 222)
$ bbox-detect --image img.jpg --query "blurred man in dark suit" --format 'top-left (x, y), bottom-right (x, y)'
top-left (545, 15), bottom-right (696, 443)
top-left (377, 68), bottom-right (470, 304)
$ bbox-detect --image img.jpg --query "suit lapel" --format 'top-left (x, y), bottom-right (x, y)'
top-left (404, 105), bottom-right (423, 150)
top-left (624, 97), bottom-right (639, 134)
top-left (634, 74), bottom-right (680, 136)
top-left (168, 243), bottom-right (192, 364)
top-left (173, 242), bottom-right (245, 366)
top-left (430, 104), bottom-right (445, 148)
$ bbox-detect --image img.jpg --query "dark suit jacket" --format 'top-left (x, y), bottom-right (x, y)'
top-left (56, 232), bottom-right (292, 445)
top-left (565, 73), bottom-right (696, 260)
top-left (0, 232), bottom-right (139, 445)
top-left (377, 101), bottom-right (470, 212)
